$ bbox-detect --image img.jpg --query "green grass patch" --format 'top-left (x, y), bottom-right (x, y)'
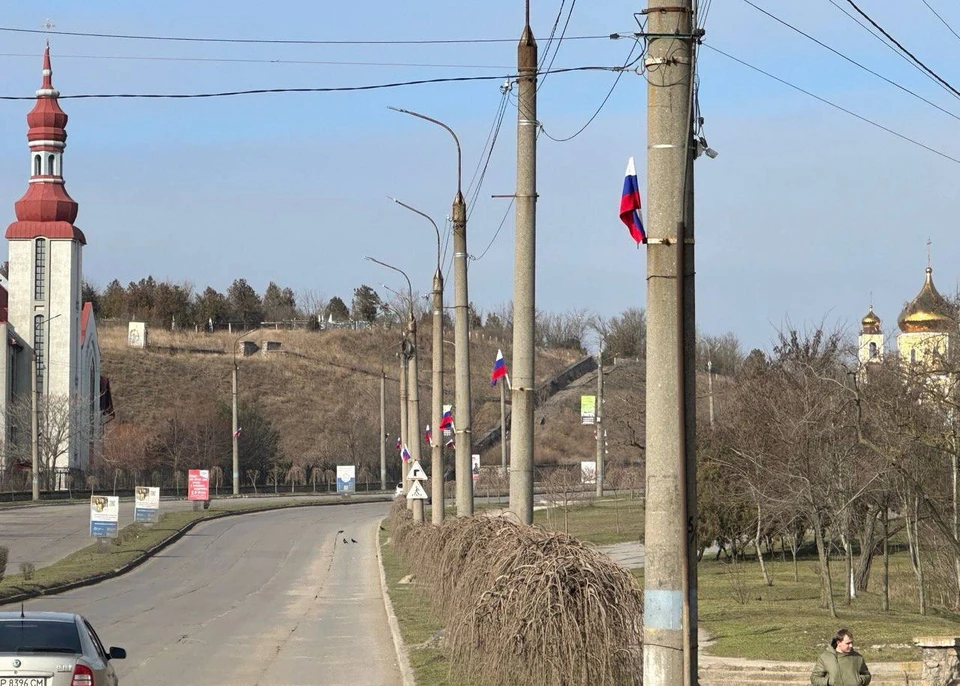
top-left (533, 496), bottom-right (644, 545)
top-left (632, 554), bottom-right (959, 663)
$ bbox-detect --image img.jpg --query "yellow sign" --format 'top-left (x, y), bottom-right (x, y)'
top-left (581, 395), bottom-right (596, 425)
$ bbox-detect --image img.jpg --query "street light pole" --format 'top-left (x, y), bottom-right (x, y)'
top-left (390, 197), bottom-right (445, 524)
top-left (30, 312), bottom-right (61, 500)
top-left (232, 328), bottom-right (259, 496)
top-left (389, 107), bottom-right (473, 516)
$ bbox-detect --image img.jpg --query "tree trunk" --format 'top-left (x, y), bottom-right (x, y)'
top-left (854, 505), bottom-right (879, 593)
top-left (755, 502), bottom-right (772, 586)
top-left (881, 504), bottom-right (889, 613)
top-left (905, 494), bottom-right (926, 616)
top-left (813, 513), bottom-right (837, 618)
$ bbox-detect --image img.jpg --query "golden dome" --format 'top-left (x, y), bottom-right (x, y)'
top-left (897, 267), bottom-right (956, 333)
top-left (861, 307), bottom-right (881, 334)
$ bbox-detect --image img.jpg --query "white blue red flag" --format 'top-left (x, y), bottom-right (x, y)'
top-left (491, 349), bottom-right (508, 387)
top-left (619, 157), bottom-right (646, 245)
top-left (401, 444), bottom-right (411, 462)
top-left (425, 424), bottom-right (432, 444)
top-left (439, 407), bottom-right (453, 430)
top-left (233, 427), bottom-right (242, 439)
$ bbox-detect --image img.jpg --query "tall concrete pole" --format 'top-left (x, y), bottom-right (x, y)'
top-left (232, 364), bottom-right (239, 495)
top-left (399, 350), bottom-right (409, 493)
top-left (707, 359), bottom-right (715, 429)
top-left (452, 192), bottom-right (473, 516)
top-left (431, 270), bottom-right (444, 522)
top-left (499, 382), bottom-right (508, 478)
top-left (595, 346), bottom-right (605, 499)
top-left (380, 369), bottom-right (387, 491)
top-left (509, 11), bottom-right (537, 525)
top-left (407, 315), bottom-right (424, 521)
top-left (643, 0), bottom-right (697, 684)
top-left (31, 351), bottom-right (39, 500)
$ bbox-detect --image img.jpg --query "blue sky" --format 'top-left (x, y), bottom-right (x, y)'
top-left (0, 1), bottom-right (958, 352)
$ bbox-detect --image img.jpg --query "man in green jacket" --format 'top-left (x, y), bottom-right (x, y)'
top-left (811, 628), bottom-right (871, 686)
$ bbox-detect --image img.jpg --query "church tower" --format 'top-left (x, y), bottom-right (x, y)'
top-left (858, 306), bottom-right (884, 368)
top-left (897, 266), bottom-right (955, 370)
top-left (5, 46), bottom-right (88, 476)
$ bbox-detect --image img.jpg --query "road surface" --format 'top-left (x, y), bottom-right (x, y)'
top-left (20, 501), bottom-right (400, 685)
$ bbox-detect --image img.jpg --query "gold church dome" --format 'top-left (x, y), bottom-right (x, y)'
top-left (861, 307), bottom-right (881, 334)
top-left (897, 267), bottom-right (956, 333)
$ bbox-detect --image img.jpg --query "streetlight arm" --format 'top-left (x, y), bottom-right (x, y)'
top-left (233, 327), bottom-right (260, 368)
top-left (388, 196), bottom-right (442, 277)
top-left (388, 107), bottom-right (462, 196)
top-left (365, 256), bottom-right (414, 319)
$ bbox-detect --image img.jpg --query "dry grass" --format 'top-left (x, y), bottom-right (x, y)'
top-left (100, 322), bottom-right (579, 468)
top-left (390, 500), bottom-right (643, 685)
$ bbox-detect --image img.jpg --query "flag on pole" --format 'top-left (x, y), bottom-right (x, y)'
top-left (396, 436), bottom-right (401, 450)
top-left (619, 156), bottom-right (646, 245)
top-left (401, 444), bottom-right (411, 462)
top-left (424, 424), bottom-right (432, 444)
top-left (233, 427), bottom-right (243, 439)
top-left (491, 349), bottom-right (509, 387)
top-left (439, 407), bottom-right (453, 430)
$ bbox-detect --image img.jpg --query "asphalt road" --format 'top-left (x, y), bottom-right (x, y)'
top-left (20, 501), bottom-right (400, 686)
top-left (0, 493), bottom-right (389, 570)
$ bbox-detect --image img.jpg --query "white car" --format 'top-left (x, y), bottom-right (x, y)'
top-left (0, 610), bottom-right (126, 685)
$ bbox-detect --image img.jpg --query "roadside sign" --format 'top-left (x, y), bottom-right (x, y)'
top-left (134, 486), bottom-right (160, 523)
top-left (406, 481), bottom-right (429, 500)
top-left (90, 495), bottom-right (119, 538)
top-left (337, 465), bottom-right (356, 493)
top-left (407, 460), bottom-right (428, 481)
top-left (188, 469), bottom-right (210, 501)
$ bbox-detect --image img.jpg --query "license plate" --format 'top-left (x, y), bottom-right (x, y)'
top-left (0, 678), bottom-right (48, 685)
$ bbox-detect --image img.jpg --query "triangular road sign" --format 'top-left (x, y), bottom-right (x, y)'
top-left (407, 460), bottom-right (429, 481)
top-left (406, 481), bottom-right (429, 500)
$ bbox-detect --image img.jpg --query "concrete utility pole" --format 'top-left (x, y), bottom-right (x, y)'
top-left (595, 344), bottom-right (605, 499)
top-left (509, 5), bottom-right (538, 525)
top-left (500, 381), bottom-right (508, 478)
top-left (707, 359), bottom-right (715, 429)
top-left (380, 369), bottom-right (387, 490)
top-left (391, 198), bottom-right (445, 523)
top-left (231, 328), bottom-right (258, 496)
top-left (643, 0), bottom-right (698, 684)
top-left (399, 350), bottom-right (409, 492)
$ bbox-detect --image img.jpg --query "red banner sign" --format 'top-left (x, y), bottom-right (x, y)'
top-left (188, 469), bottom-right (210, 501)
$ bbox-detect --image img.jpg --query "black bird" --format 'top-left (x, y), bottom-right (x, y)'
top-left (336, 529), bottom-right (344, 534)
top-left (351, 538), bottom-right (357, 544)
top-left (342, 538), bottom-right (348, 544)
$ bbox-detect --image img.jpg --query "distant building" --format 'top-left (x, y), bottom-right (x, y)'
top-left (0, 47), bottom-right (111, 486)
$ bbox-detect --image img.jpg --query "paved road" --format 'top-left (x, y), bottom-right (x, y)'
top-left (0, 494), bottom-right (389, 570)
top-left (20, 502), bottom-right (400, 686)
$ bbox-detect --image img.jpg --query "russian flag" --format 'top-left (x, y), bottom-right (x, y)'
top-left (439, 407), bottom-right (453, 430)
top-left (491, 349), bottom-right (508, 386)
top-left (619, 157), bottom-right (646, 245)
top-left (424, 424), bottom-right (432, 444)
top-left (401, 444), bottom-right (411, 462)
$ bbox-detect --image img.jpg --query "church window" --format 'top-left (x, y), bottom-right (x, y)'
top-left (869, 342), bottom-right (877, 359)
top-left (910, 348), bottom-right (917, 364)
top-left (34, 315), bottom-right (44, 394)
top-left (47, 154), bottom-right (55, 175)
top-left (33, 155), bottom-right (41, 176)
top-left (34, 238), bottom-right (46, 300)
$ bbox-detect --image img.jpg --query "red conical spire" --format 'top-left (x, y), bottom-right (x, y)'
top-left (6, 47), bottom-right (85, 243)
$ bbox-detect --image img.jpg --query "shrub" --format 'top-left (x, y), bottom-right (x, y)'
top-left (19, 562), bottom-right (35, 581)
top-left (0, 546), bottom-right (7, 582)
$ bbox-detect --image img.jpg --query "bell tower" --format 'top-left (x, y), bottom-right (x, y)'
top-left (858, 306), bottom-right (883, 368)
top-left (5, 45), bottom-right (87, 474)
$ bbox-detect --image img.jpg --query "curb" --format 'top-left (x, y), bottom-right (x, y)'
top-left (0, 497), bottom-right (388, 607)
top-left (377, 517), bottom-right (416, 686)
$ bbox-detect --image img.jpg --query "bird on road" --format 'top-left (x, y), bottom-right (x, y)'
top-left (336, 529), bottom-right (344, 534)
top-left (351, 538), bottom-right (357, 544)
top-left (342, 538), bottom-right (348, 544)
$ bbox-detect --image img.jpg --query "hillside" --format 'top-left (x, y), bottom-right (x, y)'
top-left (98, 322), bottom-right (582, 484)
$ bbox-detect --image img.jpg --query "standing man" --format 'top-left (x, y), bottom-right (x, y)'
top-left (811, 628), bottom-right (871, 686)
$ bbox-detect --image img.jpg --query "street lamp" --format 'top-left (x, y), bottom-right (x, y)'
top-left (389, 197), bottom-right (445, 524)
top-left (366, 256), bottom-right (424, 522)
top-left (31, 312), bottom-right (61, 500)
top-left (232, 327), bottom-right (260, 496)
top-left (389, 107), bottom-right (473, 516)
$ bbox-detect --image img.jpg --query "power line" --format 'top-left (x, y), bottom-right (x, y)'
top-left (0, 24), bottom-right (609, 46)
top-left (0, 65), bottom-right (619, 101)
top-left (703, 43), bottom-right (960, 165)
top-left (920, 0), bottom-right (960, 44)
top-left (842, 0), bottom-right (960, 100)
top-left (741, 0), bottom-right (960, 122)
top-left (538, 0), bottom-right (578, 93)
top-left (0, 51), bottom-right (512, 70)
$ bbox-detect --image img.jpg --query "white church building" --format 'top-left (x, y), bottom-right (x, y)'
top-left (0, 47), bottom-right (109, 487)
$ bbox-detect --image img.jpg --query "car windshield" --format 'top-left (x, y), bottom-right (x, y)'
top-left (0, 620), bottom-right (82, 654)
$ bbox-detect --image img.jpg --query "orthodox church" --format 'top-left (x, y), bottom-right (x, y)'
top-left (858, 264), bottom-right (956, 371)
top-left (0, 47), bottom-right (108, 486)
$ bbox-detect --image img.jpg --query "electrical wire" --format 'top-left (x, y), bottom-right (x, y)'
top-left (841, 0), bottom-right (960, 100)
top-left (919, 0), bottom-right (960, 44)
top-left (0, 24), bottom-right (609, 46)
top-left (0, 51), bottom-right (511, 70)
top-left (741, 0), bottom-right (960, 122)
top-left (538, 0), bottom-right (578, 93)
top-left (0, 65), bottom-right (620, 100)
top-left (472, 197), bottom-right (515, 262)
top-left (541, 38), bottom-right (641, 142)
top-left (703, 43), bottom-right (960, 165)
